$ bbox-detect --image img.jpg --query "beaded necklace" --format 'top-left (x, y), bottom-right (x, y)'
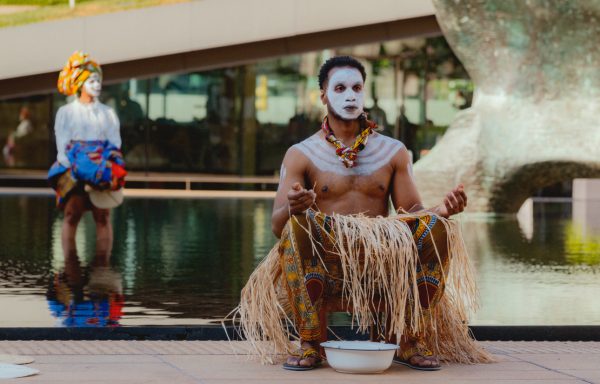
top-left (321, 115), bottom-right (377, 168)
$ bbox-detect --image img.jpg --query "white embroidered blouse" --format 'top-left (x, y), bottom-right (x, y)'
top-left (54, 99), bottom-right (121, 167)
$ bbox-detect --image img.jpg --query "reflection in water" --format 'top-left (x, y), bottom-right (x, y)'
top-left (516, 198), bottom-right (533, 241)
top-left (568, 199), bottom-right (600, 265)
top-left (564, 223), bottom-right (600, 265)
top-left (107, 198), bottom-right (277, 325)
top-left (0, 197), bottom-right (599, 326)
top-left (573, 200), bottom-right (600, 237)
top-left (47, 252), bottom-right (124, 327)
top-left (462, 202), bottom-right (600, 326)
top-left (45, 184), bottom-right (124, 327)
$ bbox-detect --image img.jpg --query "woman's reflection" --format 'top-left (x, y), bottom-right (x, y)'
top-left (46, 241), bottom-right (124, 327)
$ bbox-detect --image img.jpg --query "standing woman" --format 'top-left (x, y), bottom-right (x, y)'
top-left (48, 51), bottom-right (127, 260)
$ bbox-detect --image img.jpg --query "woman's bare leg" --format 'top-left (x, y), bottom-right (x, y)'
top-left (91, 205), bottom-right (112, 259)
top-left (61, 195), bottom-right (86, 258)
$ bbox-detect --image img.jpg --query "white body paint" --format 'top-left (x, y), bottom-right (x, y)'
top-left (83, 73), bottom-right (102, 98)
top-left (407, 163), bottom-right (415, 180)
top-left (326, 68), bottom-right (364, 120)
top-left (293, 132), bottom-right (404, 176)
top-left (279, 163), bottom-right (287, 183)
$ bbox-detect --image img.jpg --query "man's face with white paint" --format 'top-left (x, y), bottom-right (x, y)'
top-left (83, 73), bottom-right (102, 98)
top-left (322, 66), bottom-right (365, 121)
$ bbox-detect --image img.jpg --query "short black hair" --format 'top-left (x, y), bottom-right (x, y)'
top-left (318, 56), bottom-right (366, 90)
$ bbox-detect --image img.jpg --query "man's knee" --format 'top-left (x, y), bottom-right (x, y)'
top-left (419, 220), bottom-right (449, 262)
top-left (418, 284), bottom-right (437, 309)
top-left (430, 219), bottom-right (448, 244)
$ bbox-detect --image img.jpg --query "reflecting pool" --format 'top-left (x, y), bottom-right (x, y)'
top-left (0, 196), bottom-right (598, 327)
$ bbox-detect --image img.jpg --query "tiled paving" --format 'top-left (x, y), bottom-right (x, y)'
top-left (0, 341), bottom-right (598, 383)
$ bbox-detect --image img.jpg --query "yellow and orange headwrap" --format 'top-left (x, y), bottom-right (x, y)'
top-left (57, 51), bottom-right (102, 96)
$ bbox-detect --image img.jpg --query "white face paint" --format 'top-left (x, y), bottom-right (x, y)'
top-left (326, 67), bottom-right (364, 121)
top-left (83, 73), bottom-right (102, 98)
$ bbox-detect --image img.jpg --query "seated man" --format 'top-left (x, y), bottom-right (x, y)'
top-left (234, 56), bottom-right (490, 371)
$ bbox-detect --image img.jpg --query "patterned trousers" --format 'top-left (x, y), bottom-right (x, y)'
top-left (280, 210), bottom-right (450, 342)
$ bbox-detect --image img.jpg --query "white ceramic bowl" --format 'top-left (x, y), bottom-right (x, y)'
top-left (320, 340), bottom-right (399, 374)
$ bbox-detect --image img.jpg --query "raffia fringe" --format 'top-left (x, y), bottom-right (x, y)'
top-left (226, 210), bottom-right (494, 364)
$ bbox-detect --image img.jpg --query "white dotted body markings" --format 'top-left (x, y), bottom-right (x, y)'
top-left (294, 133), bottom-right (403, 176)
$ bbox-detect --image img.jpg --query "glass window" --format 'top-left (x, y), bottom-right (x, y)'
top-left (0, 35), bottom-right (471, 174)
top-left (0, 95), bottom-right (52, 169)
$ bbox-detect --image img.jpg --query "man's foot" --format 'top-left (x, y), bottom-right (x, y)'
top-left (393, 337), bottom-right (441, 371)
top-left (282, 342), bottom-right (322, 371)
top-left (393, 353), bottom-right (441, 371)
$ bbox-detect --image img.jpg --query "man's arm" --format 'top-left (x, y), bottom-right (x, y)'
top-left (390, 147), bottom-right (425, 214)
top-left (271, 148), bottom-right (316, 238)
top-left (390, 147), bottom-right (467, 218)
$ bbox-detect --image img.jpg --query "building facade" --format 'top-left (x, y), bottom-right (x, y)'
top-left (0, 36), bottom-right (471, 175)
top-left (0, 1), bottom-right (472, 176)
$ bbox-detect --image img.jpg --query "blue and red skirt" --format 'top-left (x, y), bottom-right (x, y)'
top-left (47, 140), bottom-right (127, 208)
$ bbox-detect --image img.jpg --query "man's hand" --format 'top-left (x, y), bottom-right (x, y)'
top-left (287, 182), bottom-right (316, 215)
top-left (435, 184), bottom-right (467, 218)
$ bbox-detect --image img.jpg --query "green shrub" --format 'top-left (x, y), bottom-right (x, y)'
top-left (0, 0), bottom-right (93, 5)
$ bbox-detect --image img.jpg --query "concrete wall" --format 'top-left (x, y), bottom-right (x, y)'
top-left (0, 0), bottom-right (434, 81)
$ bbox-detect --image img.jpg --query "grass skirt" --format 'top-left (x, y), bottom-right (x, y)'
top-left (228, 210), bottom-right (493, 364)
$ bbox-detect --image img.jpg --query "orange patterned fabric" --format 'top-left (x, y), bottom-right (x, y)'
top-left (321, 115), bottom-right (377, 168)
top-left (280, 210), bottom-right (450, 342)
top-left (57, 51), bottom-right (102, 96)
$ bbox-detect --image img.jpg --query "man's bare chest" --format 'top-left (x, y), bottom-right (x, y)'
top-left (293, 131), bottom-right (404, 199)
top-left (306, 166), bottom-right (392, 199)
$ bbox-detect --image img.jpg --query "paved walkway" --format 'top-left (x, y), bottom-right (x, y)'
top-left (0, 340), bottom-right (598, 383)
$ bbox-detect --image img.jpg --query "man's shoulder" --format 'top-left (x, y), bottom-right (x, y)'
top-left (284, 133), bottom-right (320, 165)
top-left (293, 133), bottom-right (320, 146)
top-left (290, 133), bottom-right (320, 154)
top-left (370, 133), bottom-right (406, 159)
top-left (372, 132), bottom-right (405, 147)
top-left (363, 133), bottom-right (407, 171)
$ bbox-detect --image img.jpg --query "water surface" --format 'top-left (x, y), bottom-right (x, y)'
top-left (0, 196), bottom-right (598, 327)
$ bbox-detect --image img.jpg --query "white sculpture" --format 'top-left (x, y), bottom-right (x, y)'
top-left (415, 0), bottom-right (600, 212)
